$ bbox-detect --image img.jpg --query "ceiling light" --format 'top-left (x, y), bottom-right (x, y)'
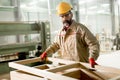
top-left (88, 6), bottom-right (97, 10)
top-left (117, 0), bottom-right (120, 5)
top-left (79, 0), bottom-right (94, 5)
top-left (101, 4), bottom-right (110, 7)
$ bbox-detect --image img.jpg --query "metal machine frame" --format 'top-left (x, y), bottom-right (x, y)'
top-left (0, 21), bottom-right (51, 61)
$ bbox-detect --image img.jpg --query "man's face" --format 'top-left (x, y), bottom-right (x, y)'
top-left (59, 11), bottom-right (73, 27)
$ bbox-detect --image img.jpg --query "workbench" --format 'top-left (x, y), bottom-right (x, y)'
top-left (9, 57), bottom-right (120, 80)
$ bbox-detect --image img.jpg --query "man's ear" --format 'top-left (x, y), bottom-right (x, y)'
top-left (71, 13), bottom-right (73, 18)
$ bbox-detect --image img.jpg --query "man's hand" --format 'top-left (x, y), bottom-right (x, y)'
top-left (40, 52), bottom-right (47, 60)
top-left (89, 58), bottom-right (98, 68)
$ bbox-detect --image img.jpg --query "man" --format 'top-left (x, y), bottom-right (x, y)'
top-left (113, 33), bottom-right (120, 50)
top-left (40, 2), bottom-right (100, 68)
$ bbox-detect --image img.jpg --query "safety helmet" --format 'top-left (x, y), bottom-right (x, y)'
top-left (57, 2), bottom-right (72, 15)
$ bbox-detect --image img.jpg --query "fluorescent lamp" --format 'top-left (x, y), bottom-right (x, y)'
top-left (101, 4), bottom-right (109, 7)
top-left (88, 6), bottom-right (97, 10)
top-left (79, 0), bottom-right (94, 5)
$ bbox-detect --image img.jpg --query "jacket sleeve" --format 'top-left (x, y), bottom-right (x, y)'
top-left (45, 34), bottom-right (60, 54)
top-left (81, 24), bottom-right (100, 60)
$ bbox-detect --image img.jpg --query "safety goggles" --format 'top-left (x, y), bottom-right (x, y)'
top-left (59, 11), bottom-right (71, 18)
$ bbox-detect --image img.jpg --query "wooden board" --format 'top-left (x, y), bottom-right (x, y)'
top-left (9, 57), bottom-right (120, 80)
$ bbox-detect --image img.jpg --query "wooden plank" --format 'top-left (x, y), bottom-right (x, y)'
top-left (78, 63), bottom-right (105, 80)
top-left (15, 57), bottom-right (42, 64)
top-left (47, 63), bottom-right (80, 72)
top-left (48, 57), bottom-right (76, 64)
top-left (109, 75), bottom-right (120, 80)
top-left (9, 62), bottom-right (77, 80)
top-left (14, 57), bottom-right (76, 65)
top-left (10, 71), bottom-right (43, 80)
top-left (62, 68), bottom-right (81, 79)
top-left (35, 64), bottom-right (49, 70)
top-left (81, 62), bottom-right (120, 79)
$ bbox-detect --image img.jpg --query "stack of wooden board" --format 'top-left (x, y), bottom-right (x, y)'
top-left (9, 57), bottom-right (120, 80)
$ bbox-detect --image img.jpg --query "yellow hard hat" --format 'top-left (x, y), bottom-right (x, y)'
top-left (57, 2), bottom-right (72, 15)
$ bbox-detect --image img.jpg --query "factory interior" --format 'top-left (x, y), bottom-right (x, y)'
top-left (1, 0), bottom-right (120, 80)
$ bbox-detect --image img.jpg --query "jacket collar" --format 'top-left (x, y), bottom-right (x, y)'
top-left (68, 20), bottom-right (76, 30)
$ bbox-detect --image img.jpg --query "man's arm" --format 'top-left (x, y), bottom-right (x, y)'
top-left (81, 24), bottom-right (100, 68)
top-left (40, 35), bottom-right (60, 59)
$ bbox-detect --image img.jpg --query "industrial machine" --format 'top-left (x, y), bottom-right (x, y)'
top-left (0, 21), bottom-right (51, 62)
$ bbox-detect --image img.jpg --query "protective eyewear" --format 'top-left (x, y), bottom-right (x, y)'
top-left (60, 11), bottom-right (71, 18)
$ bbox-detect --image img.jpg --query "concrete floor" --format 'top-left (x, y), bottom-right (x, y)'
top-left (0, 62), bottom-right (10, 80)
top-left (0, 73), bottom-right (10, 80)
top-left (97, 50), bottom-right (120, 69)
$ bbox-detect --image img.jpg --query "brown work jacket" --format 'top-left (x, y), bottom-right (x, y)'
top-left (45, 20), bottom-right (100, 62)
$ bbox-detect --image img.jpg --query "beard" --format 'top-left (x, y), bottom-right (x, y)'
top-left (63, 19), bottom-right (72, 27)
top-left (62, 19), bottom-right (72, 31)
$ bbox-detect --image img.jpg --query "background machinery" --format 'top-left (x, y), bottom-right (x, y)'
top-left (0, 21), bottom-right (51, 73)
